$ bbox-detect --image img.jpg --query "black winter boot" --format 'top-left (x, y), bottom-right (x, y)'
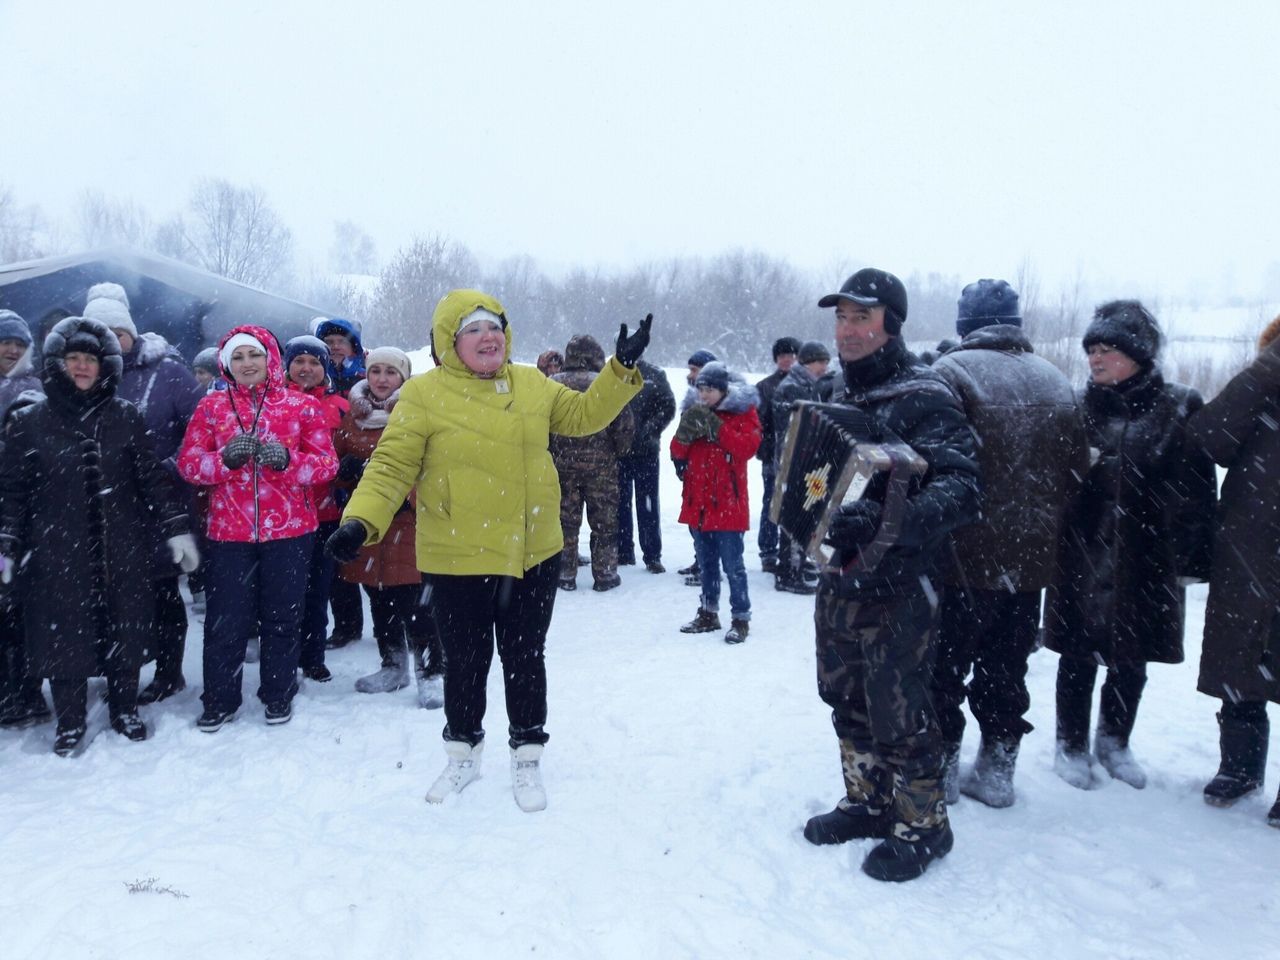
top-left (724, 620), bottom-right (749, 644)
top-left (803, 799), bottom-right (889, 845)
top-left (1268, 786), bottom-right (1280, 829)
top-left (861, 821), bottom-right (954, 882)
top-left (960, 738), bottom-right (1019, 808)
top-left (1204, 707), bottom-right (1269, 807)
top-left (680, 608), bottom-right (721, 634)
top-left (774, 572), bottom-right (816, 595)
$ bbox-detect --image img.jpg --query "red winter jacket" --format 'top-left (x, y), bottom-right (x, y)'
top-left (289, 381), bottom-right (349, 522)
top-left (670, 381), bottom-right (761, 533)
top-left (177, 325), bottom-right (339, 543)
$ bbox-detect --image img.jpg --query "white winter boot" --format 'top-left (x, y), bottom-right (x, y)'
top-left (424, 740), bottom-right (483, 803)
top-left (511, 743), bottom-right (547, 813)
top-left (415, 669), bottom-right (444, 710)
top-left (1054, 741), bottom-right (1105, 790)
top-left (355, 653), bottom-right (409, 694)
top-left (1095, 734), bottom-right (1147, 789)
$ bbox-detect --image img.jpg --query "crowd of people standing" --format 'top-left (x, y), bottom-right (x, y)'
top-left (0, 266), bottom-right (1278, 885)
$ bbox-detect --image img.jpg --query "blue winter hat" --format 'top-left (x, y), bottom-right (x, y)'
top-left (695, 360), bottom-right (730, 393)
top-left (0, 309), bottom-right (32, 346)
top-left (687, 349), bottom-right (718, 368)
top-left (957, 279), bottom-right (1021, 337)
top-left (283, 335), bottom-right (332, 375)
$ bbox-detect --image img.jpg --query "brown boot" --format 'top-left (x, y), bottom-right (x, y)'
top-left (679, 608), bottom-right (721, 633)
top-left (724, 619), bottom-right (749, 644)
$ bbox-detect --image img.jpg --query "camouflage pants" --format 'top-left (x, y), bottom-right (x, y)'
top-left (815, 584), bottom-right (947, 840)
top-left (558, 464), bottom-right (620, 581)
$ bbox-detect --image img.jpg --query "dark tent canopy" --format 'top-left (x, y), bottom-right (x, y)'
top-left (0, 245), bottom-right (328, 361)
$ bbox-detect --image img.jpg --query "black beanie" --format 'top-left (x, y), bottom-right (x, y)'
top-left (1082, 300), bottom-right (1162, 367)
top-left (771, 336), bottom-right (801, 360)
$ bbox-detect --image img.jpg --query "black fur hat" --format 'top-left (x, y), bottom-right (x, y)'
top-left (1082, 300), bottom-right (1162, 367)
top-left (41, 316), bottom-right (124, 395)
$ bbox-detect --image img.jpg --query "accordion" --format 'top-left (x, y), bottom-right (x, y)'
top-left (770, 401), bottom-right (927, 575)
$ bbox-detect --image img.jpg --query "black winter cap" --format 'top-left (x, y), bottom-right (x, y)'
top-left (818, 268), bottom-right (908, 335)
top-left (771, 336), bottom-right (801, 360)
top-left (798, 340), bottom-right (831, 364)
top-left (1082, 300), bottom-right (1162, 367)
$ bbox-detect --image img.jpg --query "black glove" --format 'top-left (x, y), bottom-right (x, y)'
top-left (615, 313), bottom-right (653, 369)
top-left (824, 500), bottom-right (883, 551)
top-left (256, 441), bottom-right (290, 471)
top-left (337, 455), bottom-right (367, 483)
top-left (324, 519), bottom-right (368, 563)
top-left (221, 434), bottom-right (259, 470)
top-left (673, 458), bottom-right (688, 481)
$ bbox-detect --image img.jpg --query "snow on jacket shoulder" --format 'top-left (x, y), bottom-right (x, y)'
top-left (341, 289), bottom-right (643, 577)
top-left (118, 332), bottom-right (205, 463)
top-left (177, 324), bottom-right (339, 543)
top-left (670, 376), bottom-right (761, 532)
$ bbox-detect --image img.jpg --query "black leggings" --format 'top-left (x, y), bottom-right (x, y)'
top-left (428, 556), bottom-right (559, 748)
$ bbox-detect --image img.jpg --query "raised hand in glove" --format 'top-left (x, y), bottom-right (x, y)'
top-left (166, 533), bottom-right (201, 573)
top-left (221, 434), bottom-right (259, 469)
top-left (256, 441), bottom-right (290, 471)
top-left (324, 519), bottom-right (369, 563)
top-left (615, 313), bottom-right (653, 369)
top-left (824, 500), bottom-right (883, 551)
top-left (337, 454), bottom-right (367, 483)
top-left (674, 404), bottom-right (721, 444)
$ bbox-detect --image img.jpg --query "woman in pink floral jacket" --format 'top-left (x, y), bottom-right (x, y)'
top-left (177, 324), bottom-right (338, 731)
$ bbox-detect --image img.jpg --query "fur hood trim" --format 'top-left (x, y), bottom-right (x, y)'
top-left (1258, 313), bottom-right (1280, 352)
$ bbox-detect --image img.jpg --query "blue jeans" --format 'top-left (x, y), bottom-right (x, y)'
top-left (618, 454), bottom-right (663, 564)
top-left (202, 534), bottom-right (313, 712)
top-left (757, 465), bottom-right (778, 562)
top-left (692, 529), bottom-right (751, 622)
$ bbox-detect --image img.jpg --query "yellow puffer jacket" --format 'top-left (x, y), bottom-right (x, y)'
top-left (342, 290), bottom-right (643, 576)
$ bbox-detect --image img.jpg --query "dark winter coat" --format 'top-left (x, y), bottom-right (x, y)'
top-left (620, 358), bottom-right (675, 459)
top-left (670, 376), bottom-right (761, 532)
top-left (550, 336), bottom-right (636, 469)
top-left (932, 324), bottom-right (1089, 591)
top-left (1190, 318), bottom-right (1280, 704)
top-left (754, 366), bottom-right (790, 465)
top-left (822, 336), bottom-right (981, 599)
top-left (117, 333), bottom-right (205, 466)
top-left (771, 363), bottom-right (825, 468)
top-left (1045, 368), bottom-right (1216, 667)
top-left (0, 317), bottom-right (188, 678)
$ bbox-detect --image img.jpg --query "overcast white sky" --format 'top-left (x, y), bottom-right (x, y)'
top-left (5, 0), bottom-right (1279, 304)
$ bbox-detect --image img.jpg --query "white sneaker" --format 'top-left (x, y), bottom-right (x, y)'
top-left (416, 672), bottom-right (444, 710)
top-left (511, 744), bottom-right (547, 813)
top-left (425, 740), bottom-right (482, 803)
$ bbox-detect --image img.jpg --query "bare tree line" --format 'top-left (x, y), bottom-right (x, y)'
top-left (0, 179), bottom-right (1270, 393)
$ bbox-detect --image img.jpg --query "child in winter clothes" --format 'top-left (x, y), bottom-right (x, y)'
top-left (333, 347), bottom-right (445, 707)
top-left (284, 335), bottom-right (350, 683)
top-left (670, 361), bottom-right (761, 644)
top-left (0, 316), bottom-right (198, 756)
top-left (177, 326), bottom-right (338, 731)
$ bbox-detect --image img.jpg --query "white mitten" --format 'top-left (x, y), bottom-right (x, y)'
top-left (167, 534), bottom-right (201, 573)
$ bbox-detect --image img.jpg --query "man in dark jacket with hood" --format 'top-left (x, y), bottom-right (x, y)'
top-left (617, 358), bottom-right (675, 573)
top-left (803, 268), bottom-right (980, 883)
top-left (754, 337), bottom-right (800, 573)
top-left (929, 280), bottom-right (1087, 808)
top-left (551, 335), bottom-right (635, 591)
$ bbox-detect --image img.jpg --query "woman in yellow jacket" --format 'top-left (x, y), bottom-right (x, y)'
top-left (326, 290), bottom-right (650, 812)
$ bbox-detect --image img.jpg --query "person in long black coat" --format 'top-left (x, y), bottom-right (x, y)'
top-left (0, 316), bottom-right (198, 756)
top-left (1045, 301), bottom-right (1216, 790)
top-left (1188, 313), bottom-right (1280, 826)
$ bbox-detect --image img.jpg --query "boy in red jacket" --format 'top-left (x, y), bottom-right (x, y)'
top-left (670, 361), bottom-right (761, 644)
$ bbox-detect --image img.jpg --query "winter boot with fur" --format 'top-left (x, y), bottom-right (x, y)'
top-left (425, 740), bottom-right (483, 803)
top-left (724, 619), bottom-right (749, 644)
top-left (356, 649), bottom-right (409, 695)
top-left (1204, 709), bottom-right (1269, 807)
top-left (960, 738), bottom-right (1019, 808)
top-left (511, 743), bottom-right (547, 812)
top-left (680, 608), bottom-right (721, 634)
top-left (1094, 732), bottom-right (1147, 789)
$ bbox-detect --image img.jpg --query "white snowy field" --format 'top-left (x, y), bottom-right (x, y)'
top-left (3, 370), bottom-right (1279, 960)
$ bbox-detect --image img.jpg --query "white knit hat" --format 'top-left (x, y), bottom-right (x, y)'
top-left (219, 332), bottom-right (268, 372)
top-left (365, 346), bottom-right (411, 382)
top-left (83, 296), bottom-right (137, 338)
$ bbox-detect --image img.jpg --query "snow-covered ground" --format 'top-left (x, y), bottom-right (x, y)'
top-left (2, 369), bottom-right (1278, 960)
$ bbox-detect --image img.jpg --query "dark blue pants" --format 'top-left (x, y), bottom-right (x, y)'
top-left (757, 465), bottom-right (778, 563)
top-left (300, 520), bottom-right (338, 671)
top-left (618, 453), bottom-right (663, 565)
top-left (202, 534), bottom-right (313, 713)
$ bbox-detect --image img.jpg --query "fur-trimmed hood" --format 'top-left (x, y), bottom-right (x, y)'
top-left (123, 331), bottom-right (184, 371)
top-left (679, 368), bottom-right (759, 415)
